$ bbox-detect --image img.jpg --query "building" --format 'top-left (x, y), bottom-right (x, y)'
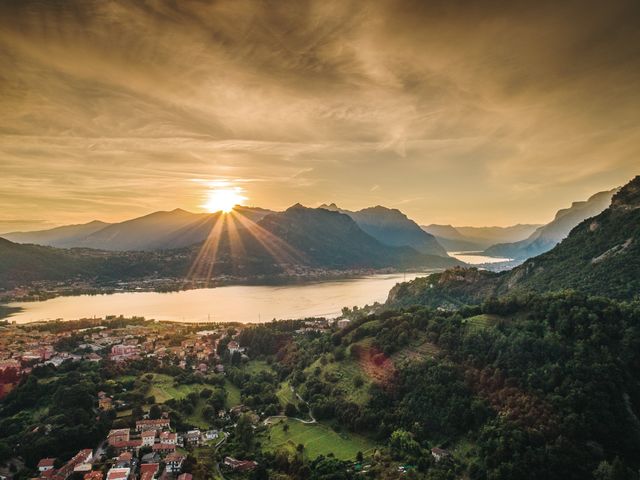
top-left (110, 440), bottom-right (142, 454)
top-left (159, 431), bottom-right (177, 445)
top-left (177, 474), bottom-right (192, 480)
top-left (109, 345), bottom-right (138, 362)
top-left (227, 341), bottom-right (243, 355)
top-left (223, 457), bottom-right (258, 472)
top-left (151, 443), bottom-right (176, 454)
top-left (136, 419), bottom-right (170, 432)
top-left (38, 459), bottom-right (56, 472)
top-left (53, 449), bottom-right (93, 480)
top-left (336, 318), bottom-right (351, 329)
top-left (139, 464), bottom-right (159, 480)
top-left (107, 429), bottom-right (130, 446)
top-left (84, 472), bottom-right (103, 480)
top-left (105, 468), bottom-right (130, 480)
top-left (98, 395), bottom-right (113, 411)
top-left (184, 430), bottom-right (201, 446)
top-left (141, 430), bottom-right (156, 447)
top-left (164, 453), bottom-right (185, 474)
top-left (431, 447), bottom-right (451, 462)
top-left (115, 452), bottom-right (132, 468)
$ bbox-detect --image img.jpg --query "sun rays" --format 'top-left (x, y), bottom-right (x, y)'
top-left (184, 208), bottom-right (308, 287)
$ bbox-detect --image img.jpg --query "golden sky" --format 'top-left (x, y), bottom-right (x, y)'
top-left (1, 0), bottom-right (639, 232)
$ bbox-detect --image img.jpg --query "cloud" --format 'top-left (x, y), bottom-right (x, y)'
top-left (0, 0), bottom-right (638, 228)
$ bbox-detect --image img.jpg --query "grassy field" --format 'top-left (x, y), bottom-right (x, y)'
top-left (240, 360), bottom-right (274, 375)
top-left (224, 379), bottom-right (242, 408)
top-left (276, 381), bottom-right (299, 408)
top-left (147, 374), bottom-right (207, 403)
top-left (262, 419), bottom-right (377, 461)
top-left (185, 399), bottom-right (212, 429)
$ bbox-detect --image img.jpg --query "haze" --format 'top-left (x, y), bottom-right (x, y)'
top-left (1, 0), bottom-right (639, 232)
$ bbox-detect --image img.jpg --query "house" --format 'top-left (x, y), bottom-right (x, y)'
top-left (184, 430), bottom-right (201, 446)
top-left (151, 443), bottom-right (176, 454)
top-left (136, 419), bottom-right (170, 432)
top-left (38, 459), bottom-right (56, 472)
top-left (110, 440), bottom-right (142, 454)
top-left (431, 447), bottom-right (451, 462)
top-left (336, 318), bottom-right (351, 329)
top-left (139, 464), bottom-right (159, 480)
top-left (227, 341), bottom-right (242, 355)
top-left (141, 430), bottom-right (156, 447)
top-left (215, 364), bottom-right (224, 373)
top-left (107, 429), bottom-right (130, 446)
top-left (164, 453), bottom-right (185, 474)
top-left (159, 431), bottom-right (177, 445)
top-left (115, 452), bottom-right (132, 468)
top-left (98, 396), bottom-right (113, 411)
top-left (204, 430), bottom-right (219, 441)
top-left (53, 449), bottom-right (93, 480)
top-left (106, 468), bottom-right (130, 480)
top-left (223, 457), bottom-right (258, 472)
top-left (84, 472), bottom-right (103, 480)
top-left (177, 474), bottom-right (192, 480)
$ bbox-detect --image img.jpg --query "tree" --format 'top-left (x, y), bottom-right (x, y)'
top-left (149, 404), bottom-right (162, 420)
top-left (236, 413), bottom-right (254, 451)
top-left (284, 403), bottom-right (298, 417)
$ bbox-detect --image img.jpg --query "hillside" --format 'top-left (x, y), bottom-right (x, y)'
top-left (253, 205), bottom-right (459, 269)
top-left (484, 188), bottom-right (617, 260)
top-left (1, 220), bottom-right (111, 248)
top-left (3, 207), bottom-right (274, 252)
top-left (320, 204), bottom-right (448, 256)
top-left (389, 176), bottom-right (640, 306)
top-left (423, 224), bottom-right (540, 251)
top-left (0, 238), bottom-right (185, 288)
top-left (0, 206), bottom-right (461, 289)
top-left (501, 179), bottom-right (639, 298)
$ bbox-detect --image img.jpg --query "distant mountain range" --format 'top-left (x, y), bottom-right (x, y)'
top-left (320, 203), bottom-right (447, 256)
top-left (0, 205), bottom-right (462, 289)
top-left (483, 188), bottom-right (617, 260)
top-left (422, 224), bottom-right (540, 251)
top-left (389, 175), bottom-right (640, 306)
top-left (1, 207), bottom-right (273, 251)
top-left (3, 203), bottom-right (448, 257)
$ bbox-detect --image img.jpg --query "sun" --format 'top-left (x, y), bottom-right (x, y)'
top-left (202, 188), bottom-right (247, 213)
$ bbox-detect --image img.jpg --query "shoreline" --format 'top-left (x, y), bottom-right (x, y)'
top-left (0, 268), bottom-right (439, 323)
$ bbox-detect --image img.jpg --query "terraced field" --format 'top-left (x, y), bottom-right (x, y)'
top-left (304, 356), bottom-right (371, 405)
top-left (463, 314), bottom-right (502, 332)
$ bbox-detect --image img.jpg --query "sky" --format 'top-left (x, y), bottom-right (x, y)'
top-left (1, 0), bottom-right (639, 232)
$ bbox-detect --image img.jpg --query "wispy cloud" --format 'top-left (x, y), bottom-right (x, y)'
top-left (0, 0), bottom-right (638, 229)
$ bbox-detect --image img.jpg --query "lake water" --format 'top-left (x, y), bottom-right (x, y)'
top-left (6, 272), bottom-right (434, 324)
top-left (449, 251), bottom-right (512, 264)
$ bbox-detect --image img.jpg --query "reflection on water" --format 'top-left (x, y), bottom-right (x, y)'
top-left (7, 272), bottom-right (435, 324)
top-left (449, 251), bottom-right (513, 264)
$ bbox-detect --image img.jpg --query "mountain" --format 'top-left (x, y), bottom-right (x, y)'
top-left (319, 204), bottom-right (448, 256)
top-left (0, 238), bottom-right (184, 288)
top-left (422, 224), bottom-right (540, 251)
top-left (483, 188), bottom-right (617, 260)
top-left (0, 205), bottom-right (462, 288)
top-left (389, 176), bottom-right (640, 306)
top-left (257, 204), bottom-right (457, 269)
top-left (3, 207), bottom-right (274, 252)
top-left (2, 220), bottom-right (111, 248)
top-left (500, 179), bottom-right (639, 298)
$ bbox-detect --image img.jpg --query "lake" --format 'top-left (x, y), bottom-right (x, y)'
top-left (6, 272), bottom-right (434, 324)
top-left (449, 251), bottom-right (513, 264)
